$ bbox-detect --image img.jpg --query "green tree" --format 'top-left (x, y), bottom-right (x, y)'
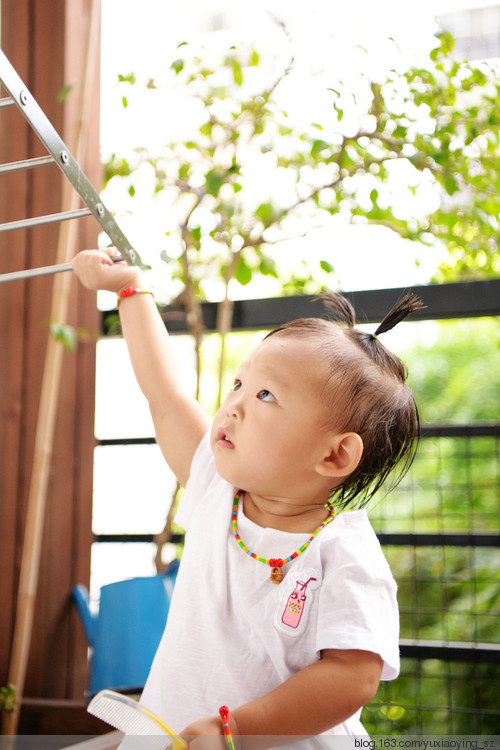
top-left (105, 31), bottom-right (500, 328)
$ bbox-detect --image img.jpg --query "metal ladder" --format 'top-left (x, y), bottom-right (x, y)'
top-left (0, 48), bottom-right (147, 282)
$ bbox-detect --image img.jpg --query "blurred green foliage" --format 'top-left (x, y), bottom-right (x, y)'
top-left (405, 319), bottom-right (500, 424)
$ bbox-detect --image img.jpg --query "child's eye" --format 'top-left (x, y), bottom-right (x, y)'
top-left (232, 380), bottom-right (242, 391)
top-left (257, 389), bottom-right (275, 402)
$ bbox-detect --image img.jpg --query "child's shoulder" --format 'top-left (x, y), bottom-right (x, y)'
top-left (321, 508), bottom-right (391, 569)
top-left (329, 508), bottom-right (375, 536)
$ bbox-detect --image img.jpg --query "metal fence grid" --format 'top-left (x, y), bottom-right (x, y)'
top-left (365, 658), bottom-right (500, 734)
top-left (365, 429), bottom-right (500, 733)
top-left (371, 431), bottom-right (500, 535)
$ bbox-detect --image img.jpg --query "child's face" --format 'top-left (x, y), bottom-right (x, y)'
top-left (210, 334), bottom-right (340, 504)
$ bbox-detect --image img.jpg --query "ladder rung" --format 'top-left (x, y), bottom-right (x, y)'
top-left (0, 262), bottom-right (73, 284)
top-left (0, 254), bottom-right (125, 284)
top-left (0, 155), bottom-right (55, 174)
top-left (0, 207), bottom-right (92, 233)
top-left (0, 96), bottom-right (15, 108)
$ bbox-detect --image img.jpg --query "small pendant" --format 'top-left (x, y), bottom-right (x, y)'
top-left (270, 566), bottom-right (284, 584)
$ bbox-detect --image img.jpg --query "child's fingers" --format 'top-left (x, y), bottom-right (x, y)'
top-left (72, 248), bottom-right (141, 292)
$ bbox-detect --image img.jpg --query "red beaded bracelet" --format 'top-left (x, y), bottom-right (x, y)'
top-left (219, 706), bottom-right (236, 750)
top-left (117, 287), bottom-right (154, 307)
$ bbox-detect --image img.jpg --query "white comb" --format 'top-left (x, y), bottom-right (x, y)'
top-left (87, 689), bottom-right (187, 750)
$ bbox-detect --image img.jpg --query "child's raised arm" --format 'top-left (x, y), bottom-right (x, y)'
top-left (72, 249), bottom-right (209, 486)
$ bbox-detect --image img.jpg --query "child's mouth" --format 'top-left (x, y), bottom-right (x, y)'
top-left (218, 428), bottom-right (234, 447)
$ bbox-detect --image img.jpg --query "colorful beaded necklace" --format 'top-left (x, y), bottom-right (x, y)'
top-left (231, 490), bottom-right (335, 583)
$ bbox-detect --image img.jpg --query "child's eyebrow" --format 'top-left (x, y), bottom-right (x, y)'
top-left (254, 367), bottom-right (297, 392)
top-left (235, 358), bottom-right (304, 392)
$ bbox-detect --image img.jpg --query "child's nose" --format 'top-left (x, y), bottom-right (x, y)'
top-left (225, 393), bottom-right (243, 418)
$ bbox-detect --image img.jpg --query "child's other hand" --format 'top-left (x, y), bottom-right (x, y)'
top-left (72, 248), bottom-right (141, 293)
top-left (180, 715), bottom-right (229, 750)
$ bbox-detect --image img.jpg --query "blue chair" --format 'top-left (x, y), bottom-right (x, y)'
top-left (72, 560), bottom-right (179, 696)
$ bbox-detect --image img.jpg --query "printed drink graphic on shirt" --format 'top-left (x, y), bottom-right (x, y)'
top-left (281, 577), bottom-right (317, 628)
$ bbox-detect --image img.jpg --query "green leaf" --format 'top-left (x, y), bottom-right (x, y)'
top-left (104, 156), bottom-right (131, 183)
top-left (249, 48), bottom-right (260, 66)
top-left (231, 58), bottom-right (243, 86)
top-left (171, 59), bottom-right (184, 75)
top-left (128, 184), bottom-right (135, 197)
top-left (121, 96), bottom-right (128, 109)
top-left (259, 255), bottom-right (278, 277)
top-left (255, 202), bottom-right (275, 227)
top-left (442, 175), bottom-right (459, 196)
top-left (205, 169), bottom-right (225, 197)
top-left (118, 72), bottom-right (136, 84)
top-left (189, 226), bottom-right (202, 242)
top-left (235, 255), bottom-right (252, 285)
top-left (57, 83), bottom-right (73, 103)
top-left (311, 139), bottom-right (330, 158)
top-left (49, 322), bottom-right (77, 351)
top-left (199, 121), bottom-right (212, 138)
top-left (319, 259), bottom-right (334, 274)
top-left (0, 684), bottom-right (16, 716)
top-left (332, 103), bottom-right (344, 121)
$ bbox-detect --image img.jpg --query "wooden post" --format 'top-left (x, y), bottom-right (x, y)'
top-left (1, 0), bottom-right (100, 733)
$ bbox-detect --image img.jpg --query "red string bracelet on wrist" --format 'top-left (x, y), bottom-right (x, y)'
top-left (219, 706), bottom-right (236, 750)
top-left (117, 287), bottom-right (154, 307)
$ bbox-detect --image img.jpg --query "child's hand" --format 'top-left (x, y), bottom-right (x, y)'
top-left (180, 715), bottom-right (232, 750)
top-left (72, 248), bottom-right (141, 293)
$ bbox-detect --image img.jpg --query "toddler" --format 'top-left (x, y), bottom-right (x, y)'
top-left (73, 249), bottom-right (422, 748)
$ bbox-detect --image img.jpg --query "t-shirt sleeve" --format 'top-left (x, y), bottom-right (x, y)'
top-left (174, 428), bottom-right (215, 532)
top-left (315, 524), bottom-right (400, 681)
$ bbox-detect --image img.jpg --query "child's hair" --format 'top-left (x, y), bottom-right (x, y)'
top-left (265, 291), bottom-right (425, 510)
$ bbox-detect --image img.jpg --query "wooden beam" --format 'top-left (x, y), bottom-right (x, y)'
top-left (102, 278), bottom-right (500, 335)
top-left (0, 0), bottom-right (100, 707)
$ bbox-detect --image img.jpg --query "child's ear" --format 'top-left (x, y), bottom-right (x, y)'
top-left (315, 432), bottom-right (363, 479)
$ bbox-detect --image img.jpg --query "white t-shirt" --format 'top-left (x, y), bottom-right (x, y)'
top-left (141, 431), bottom-right (400, 741)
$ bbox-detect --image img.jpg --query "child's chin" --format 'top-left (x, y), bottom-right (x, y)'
top-left (212, 455), bottom-right (240, 487)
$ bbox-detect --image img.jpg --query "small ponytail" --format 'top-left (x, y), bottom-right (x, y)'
top-left (316, 293), bottom-right (357, 328)
top-left (374, 292), bottom-right (425, 337)
top-left (317, 290), bottom-right (425, 338)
